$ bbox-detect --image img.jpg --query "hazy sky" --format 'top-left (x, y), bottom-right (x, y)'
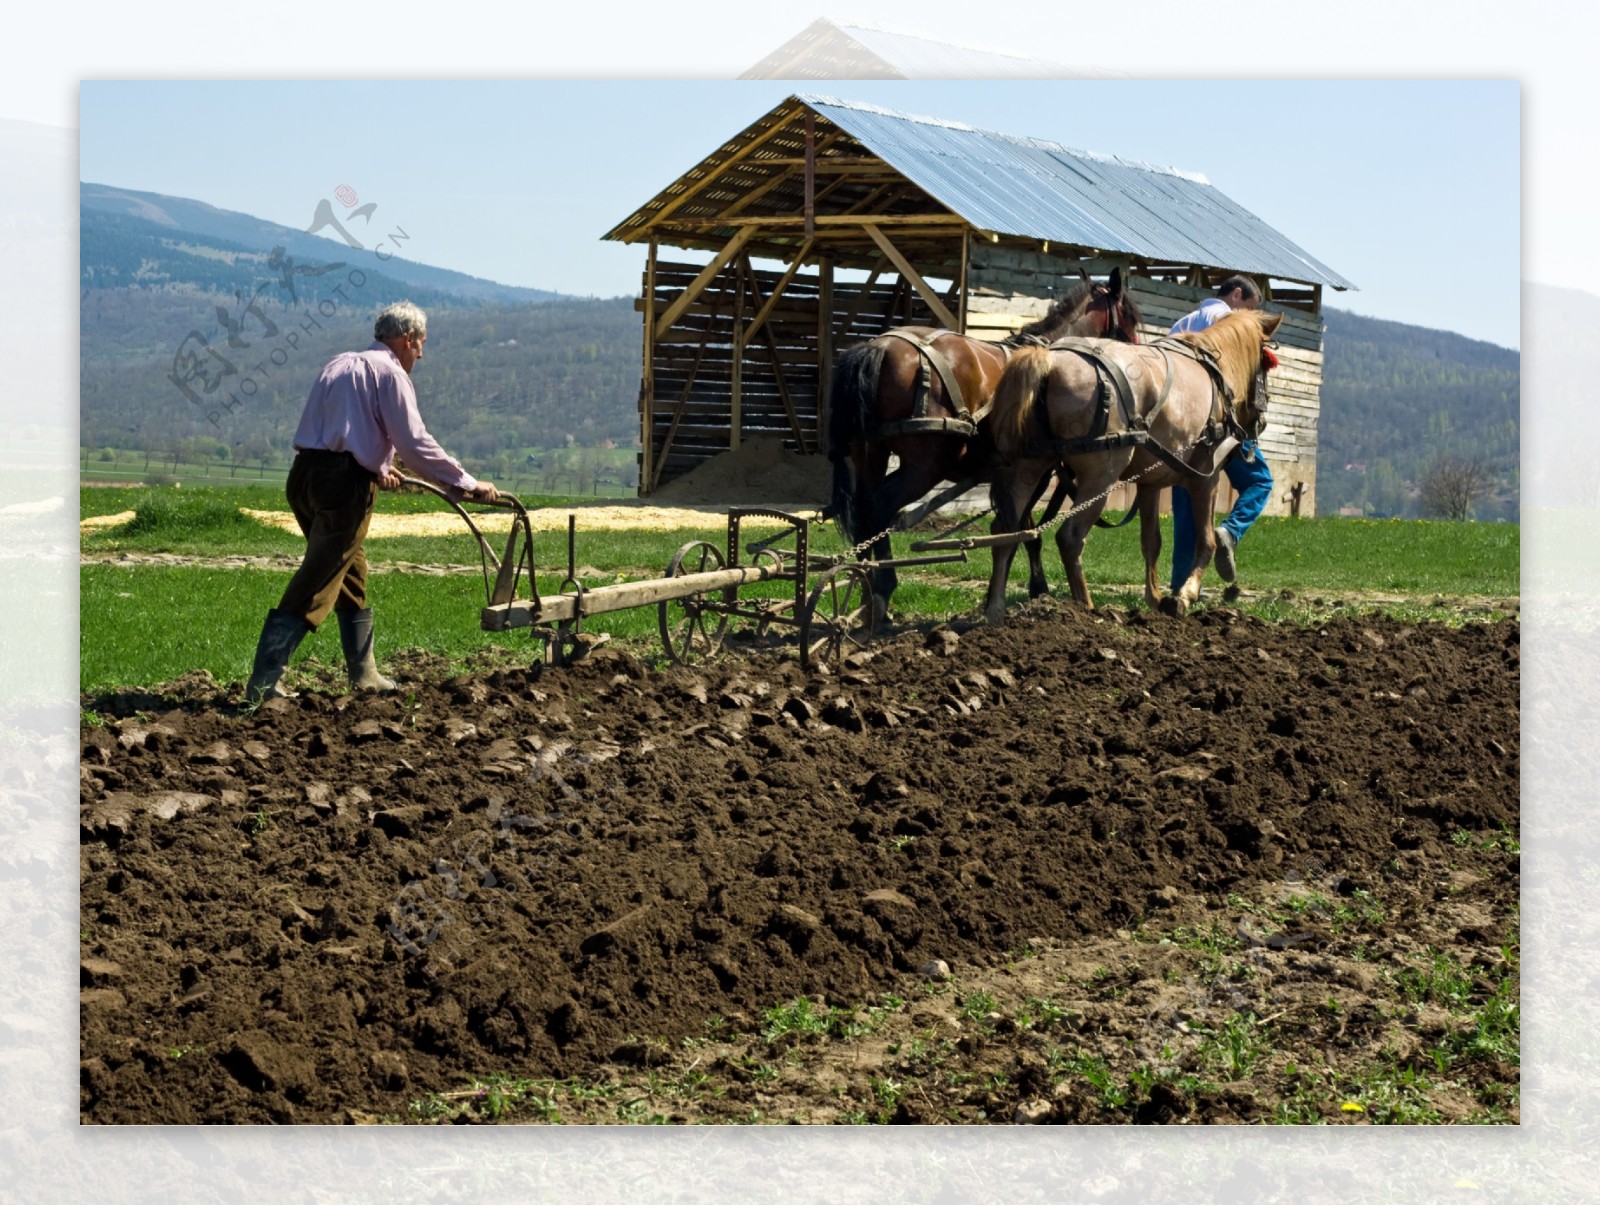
top-left (79, 79), bottom-right (1520, 349)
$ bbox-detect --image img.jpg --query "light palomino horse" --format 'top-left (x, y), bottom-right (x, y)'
top-left (826, 272), bottom-right (1142, 620)
top-left (982, 308), bottom-right (1284, 622)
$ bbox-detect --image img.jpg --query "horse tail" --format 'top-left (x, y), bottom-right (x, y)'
top-left (990, 346), bottom-right (1053, 460)
top-left (826, 341), bottom-right (885, 540)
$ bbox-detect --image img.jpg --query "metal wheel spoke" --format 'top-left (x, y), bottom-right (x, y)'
top-left (658, 540), bottom-right (728, 665)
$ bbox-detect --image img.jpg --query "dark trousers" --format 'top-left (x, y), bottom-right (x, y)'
top-left (277, 450), bottom-right (377, 628)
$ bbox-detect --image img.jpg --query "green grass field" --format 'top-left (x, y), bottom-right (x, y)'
top-left (80, 485), bottom-right (1520, 693)
top-left (77, 447), bottom-right (639, 497)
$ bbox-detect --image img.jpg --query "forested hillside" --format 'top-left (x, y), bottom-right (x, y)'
top-left (80, 291), bottom-right (641, 466)
top-left (78, 181), bottom-right (1521, 515)
top-left (1317, 309), bottom-right (1520, 520)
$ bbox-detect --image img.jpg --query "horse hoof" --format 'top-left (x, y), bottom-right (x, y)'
top-left (1028, 583), bottom-right (1051, 600)
top-left (984, 607), bottom-right (1008, 627)
top-left (1157, 596), bottom-right (1186, 618)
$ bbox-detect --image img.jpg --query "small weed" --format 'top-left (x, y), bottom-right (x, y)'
top-left (1285, 890), bottom-right (1334, 917)
top-left (615, 1096), bottom-right (669, 1124)
top-left (1050, 1049), bottom-right (1130, 1111)
top-left (410, 1073), bottom-right (542, 1123)
top-left (248, 808), bottom-right (270, 837)
top-left (1332, 890), bottom-right (1386, 929)
top-left (761, 996), bottom-right (836, 1043)
top-left (958, 990), bottom-right (999, 1026)
top-left (1196, 1012), bottom-right (1265, 1080)
top-left (871, 1076), bottom-right (905, 1114)
top-left (1347, 1062), bottom-right (1443, 1124)
top-left (81, 709), bottom-right (107, 728)
top-left (1393, 949), bottom-right (1473, 1010)
top-left (1487, 824), bottom-right (1520, 855)
top-left (1016, 995), bottom-right (1070, 1032)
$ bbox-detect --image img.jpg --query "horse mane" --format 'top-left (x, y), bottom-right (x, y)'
top-left (1009, 281), bottom-right (1096, 343)
top-left (1178, 309), bottom-right (1270, 401)
top-left (1009, 278), bottom-right (1145, 345)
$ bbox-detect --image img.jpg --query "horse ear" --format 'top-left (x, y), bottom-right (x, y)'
top-left (1108, 266), bottom-right (1123, 295)
top-left (1259, 311), bottom-right (1284, 338)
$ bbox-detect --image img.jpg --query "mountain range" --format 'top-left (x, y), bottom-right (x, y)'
top-left (81, 183), bottom-right (565, 307)
top-left (79, 183), bottom-right (1522, 518)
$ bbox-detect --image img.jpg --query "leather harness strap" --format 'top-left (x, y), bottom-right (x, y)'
top-left (874, 331), bottom-right (978, 440)
top-left (1027, 337), bottom-right (1246, 486)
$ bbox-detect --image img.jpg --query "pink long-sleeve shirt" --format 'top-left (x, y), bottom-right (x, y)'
top-left (292, 342), bottom-right (477, 498)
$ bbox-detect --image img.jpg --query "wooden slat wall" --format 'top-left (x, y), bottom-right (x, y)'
top-left (642, 259), bottom-right (940, 491)
top-left (968, 249), bottom-right (1324, 518)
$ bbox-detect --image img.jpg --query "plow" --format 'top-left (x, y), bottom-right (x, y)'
top-left (399, 477), bottom-right (969, 672)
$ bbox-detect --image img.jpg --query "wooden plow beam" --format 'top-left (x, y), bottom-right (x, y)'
top-left (482, 562), bottom-right (786, 630)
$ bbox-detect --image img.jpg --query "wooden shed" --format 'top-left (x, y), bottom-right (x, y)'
top-left (604, 93), bottom-right (1354, 514)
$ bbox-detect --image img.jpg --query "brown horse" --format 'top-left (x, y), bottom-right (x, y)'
top-left (827, 271), bottom-right (1143, 617)
top-left (982, 308), bottom-right (1284, 623)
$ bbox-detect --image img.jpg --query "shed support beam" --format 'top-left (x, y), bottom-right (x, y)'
top-left (958, 227), bottom-right (970, 333)
top-left (743, 238), bottom-right (814, 345)
top-left (640, 239), bottom-right (658, 495)
top-left (624, 104), bottom-right (805, 242)
top-left (730, 261), bottom-right (746, 451)
top-left (654, 226), bottom-right (758, 341)
top-left (804, 112), bottom-right (816, 238)
top-left (817, 258), bottom-right (833, 447)
top-left (741, 254), bottom-right (809, 456)
top-left (863, 224), bottom-right (959, 331)
top-left (650, 290), bottom-right (727, 494)
top-left (833, 260), bottom-right (886, 344)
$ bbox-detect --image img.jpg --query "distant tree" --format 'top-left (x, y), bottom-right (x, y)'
top-left (1419, 455), bottom-right (1491, 520)
top-left (1364, 458), bottom-right (1408, 518)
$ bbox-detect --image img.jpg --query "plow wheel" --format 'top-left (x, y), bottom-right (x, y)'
top-left (801, 563), bottom-right (878, 673)
top-left (658, 540), bottom-right (731, 666)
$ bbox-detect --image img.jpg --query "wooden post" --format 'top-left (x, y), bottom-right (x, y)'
top-left (804, 112), bottom-right (816, 239)
top-left (640, 239), bottom-right (657, 496)
top-left (957, 228), bottom-right (971, 334)
top-left (817, 257), bottom-right (833, 449)
top-left (731, 259), bottom-right (745, 452)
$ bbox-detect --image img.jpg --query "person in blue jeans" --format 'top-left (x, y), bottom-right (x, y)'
top-left (1168, 276), bottom-right (1274, 593)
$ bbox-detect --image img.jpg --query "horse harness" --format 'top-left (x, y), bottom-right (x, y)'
top-left (1025, 336), bottom-right (1260, 484)
top-left (868, 331), bottom-right (983, 441)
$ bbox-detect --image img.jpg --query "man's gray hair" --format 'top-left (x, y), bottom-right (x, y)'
top-left (374, 301), bottom-right (428, 341)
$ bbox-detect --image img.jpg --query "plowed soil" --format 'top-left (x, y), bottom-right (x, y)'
top-left (79, 601), bottom-right (1519, 1124)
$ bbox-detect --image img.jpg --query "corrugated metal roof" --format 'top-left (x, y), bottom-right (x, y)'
top-left (799, 94), bottom-right (1354, 290)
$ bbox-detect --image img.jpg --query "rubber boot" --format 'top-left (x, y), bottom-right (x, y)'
top-left (246, 609), bottom-right (312, 704)
top-left (338, 608), bottom-right (397, 692)
top-left (1212, 525), bottom-right (1238, 583)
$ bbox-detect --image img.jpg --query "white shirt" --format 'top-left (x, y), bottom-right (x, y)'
top-left (1169, 298), bottom-right (1233, 336)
